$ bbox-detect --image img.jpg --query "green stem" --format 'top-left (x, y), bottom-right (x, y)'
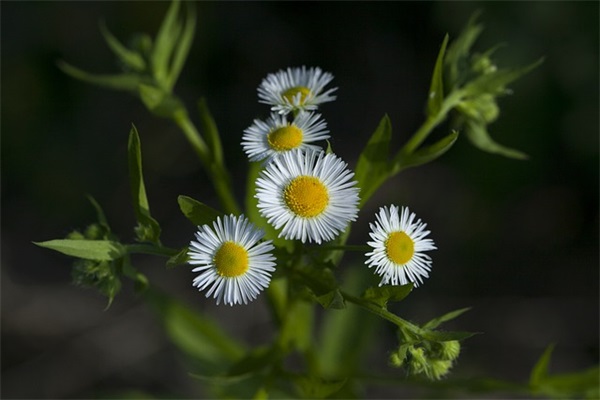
top-left (308, 244), bottom-right (370, 252)
top-left (172, 109), bottom-right (241, 215)
top-left (341, 290), bottom-right (422, 336)
top-left (126, 243), bottom-right (180, 257)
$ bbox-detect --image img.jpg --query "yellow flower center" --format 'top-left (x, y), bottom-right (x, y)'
top-left (385, 231), bottom-right (415, 265)
top-left (282, 86), bottom-right (311, 104)
top-left (213, 241), bottom-right (249, 278)
top-left (267, 125), bottom-right (303, 151)
top-left (284, 176), bottom-right (329, 218)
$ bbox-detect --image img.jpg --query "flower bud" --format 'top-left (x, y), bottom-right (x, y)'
top-left (457, 94), bottom-right (500, 123)
top-left (408, 346), bottom-right (428, 375)
top-left (472, 53), bottom-right (497, 75)
top-left (439, 340), bottom-right (461, 361)
top-left (428, 359), bottom-right (453, 380)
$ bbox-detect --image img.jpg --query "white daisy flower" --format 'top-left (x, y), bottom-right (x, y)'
top-left (257, 66), bottom-right (337, 115)
top-left (188, 214), bottom-right (276, 306)
top-left (255, 149), bottom-right (360, 244)
top-left (365, 205), bottom-right (436, 287)
top-left (241, 112), bottom-right (330, 163)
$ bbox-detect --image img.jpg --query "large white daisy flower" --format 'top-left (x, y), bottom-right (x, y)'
top-left (241, 112), bottom-right (330, 163)
top-left (188, 214), bottom-right (276, 306)
top-left (255, 149), bottom-right (360, 244)
top-left (365, 205), bottom-right (436, 287)
top-left (257, 66), bottom-right (337, 115)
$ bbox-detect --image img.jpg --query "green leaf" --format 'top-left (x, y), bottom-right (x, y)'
top-left (362, 284), bottom-right (413, 309)
top-left (315, 289), bottom-right (346, 310)
top-left (57, 60), bottom-right (148, 93)
top-left (86, 195), bottom-right (111, 233)
top-left (420, 330), bottom-right (479, 342)
top-left (297, 263), bottom-right (344, 309)
top-left (530, 344), bottom-right (554, 389)
top-left (128, 126), bottom-right (162, 243)
top-left (166, 1), bottom-right (196, 90)
top-left (99, 20), bottom-right (146, 72)
top-left (427, 34), bottom-right (449, 117)
top-left (394, 130), bottom-right (458, 172)
top-left (355, 114), bottom-right (393, 207)
top-left (166, 246), bottom-right (189, 269)
top-left (422, 307), bottom-right (472, 330)
top-left (278, 300), bottom-right (313, 352)
top-left (34, 239), bottom-right (126, 261)
top-left (138, 84), bottom-right (184, 118)
top-left (293, 376), bottom-right (347, 399)
top-left (444, 12), bottom-right (484, 88)
top-left (198, 98), bottom-right (223, 167)
top-left (462, 58), bottom-right (544, 97)
top-left (152, 0), bottom-right (182, 87)
top-left (144, 287), bottom-right (245, 367)
top-left (227, 346), bottom-right (279, 377)
top-left (177, 195), bottom-right (223, 226)
top-left (465, 119), bottom-right (528, 159)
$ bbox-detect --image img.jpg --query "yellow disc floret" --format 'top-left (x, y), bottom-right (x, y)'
top-left (214, 241), bottom-right (249, 277)
top-left (284, 176), bottom-right (329, 218)
top-left (282, 86), bottom-right (311, 104)
top-left (385, 231), bottom-right (415, 265)
top-left (267, 125), bottom-right (303, 151)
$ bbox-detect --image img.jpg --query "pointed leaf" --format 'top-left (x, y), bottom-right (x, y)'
top-left (530, 344), bottom-right (555, 389)
top-left (444, 12), bottom-right (484, 88)
top-left (166, 1), bottom-right (196, 90)
top-left (355, 114), bottom-right (393, 207)
top-left (316, 289), bottom-right (346, 310)
top-left (198, 98), bottom-right (223, 167)
top-left (128, 126), bottom-right (162, 243)
top-left (57, 60), bottom-right (147, 93)
top-left (420, 330), bottom-right (479, 342)
top-left (152, 0), bottom-right (182, 86)
top-left (463, 58), bottom-right (544, 97)
top-left (34, 239), bottom-right (125, 261)
top-left (394, 130), bottom-right (458, 172)
top-left (166, 246), bottom-right (190, 269)
top-left (427, 34), bottom-right (449, 117)
top-left (422, 307), bottom-right (472, 330)
top-left (178, 195), bottom-right (223, 226)
top-left (465, 119), bottom-right (528, 159)
top-left (99, 20), bottom-right (146, 72)
top-left (294, 376), bottom-right (347, 399)
top-left (362, 284), bottom-right (414, 309)
top-left (86, 195), bottom-right (111, 232)
top-left (138, 84), bottom-right (184, 118)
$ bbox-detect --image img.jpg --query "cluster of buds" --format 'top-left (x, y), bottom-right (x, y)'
top-left (390, 340), bottom-right (461, 380)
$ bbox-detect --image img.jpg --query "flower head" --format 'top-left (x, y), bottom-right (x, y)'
top-left (255, 149), bottom-right (359, 244)
top-left (242, 112), bottom-right (329, 163)
top-left (257, 66), bottom-right (337, 115)
top-left (188, 214), bottom-right (276, 306)
top-left (365, 205), bottom-right (436, 287)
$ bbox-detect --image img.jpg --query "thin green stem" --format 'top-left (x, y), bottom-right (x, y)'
top-left (126, 243), bottom-right (179, 257)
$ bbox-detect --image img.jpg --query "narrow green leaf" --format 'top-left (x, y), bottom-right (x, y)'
top-left (529, 344), bottom-right (555, 389)
top-left (444, 12), bottom-right (484, 88)
top-left (362, 284), bottom-right (413, 309)
top-left (99, 20), bottom-right (146, 72)
top-left (178, 195), bottom-right (223, 226)
top-left (463, 58), bottom-right (544, 97)
top-left (57, 60), bottom-right (147, 93)
top-left (427, 34), bottom-right (449, 117)
top-left (465, 119), bottom-right (528, 159)
top-left (227, 346), bottom-right (278, 376)
top-left (138, 84), bottom-right (184, 118)
top-left (355, 114), bottom-right (393, 207)
top-left (294, 376), bottom-right (347, 399)
top-left (422, 307), bottom-right (472, 330)
top-left (144, 287), bottom-right (245, 366)
top-left (166, 246), bottom-right (189, 269)
top-left (536, 365), bottom-right (600, 399)
top-left (316, 289), bottom-right (346, 310)
top-left (152, 0), bottom-right (182, 86)
top-left (128, 126), bottom-right (161, 243)
top-left (166, 1), bottom-right (196, 90)
top-left (86, 195), bottom-right (111, 232)
top-left (34, 239), bottom-right (125, 261)
top-left (198, 98), bottom-right (223, 167)
top-left (420, 330), bottom-right (479, 342)
top-left (394, 130), bottom-right (458, 172)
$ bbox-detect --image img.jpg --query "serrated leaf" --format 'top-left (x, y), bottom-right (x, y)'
top-left (128, 126), bottom-right (161, 243)
top-left (422, 307), bottom-right (472, 330)
top-left (394, 130), bottom-right (458, 172)
top-left (166, 246), bottom-right (189, 269)
top-left (530, 344), bottom-right (555, 389)
top-left (138, 84), bottom-right (184, 118)
top-left (420, 330), bottom-right (479, 342)
top-left (427, 34), bottom-right (449, 117)
top-left (362, 284), bottom-right (413, 309)
top-left (463, 58), bottom-right (544, 97)
top-left (57, 60), bottom-right (148, 93)
top-left (294, 376), bottom-right (347, 399)
top-left (99, 20), bottom-right (146, 72)
top-left (198, 98), bottom-right (223, 167)
top-left (355, 114), bottom-right (393, 207)
top-left (465, 119), bottom-right (528, 159)
top-left (152, 0), bottom-right (182, 87)
top-left (178, 195), bottom-right (223, 226)
top-left (34, 239), bottom-right (126, 261)
top-left (166, 1), bottom-right (196, 90)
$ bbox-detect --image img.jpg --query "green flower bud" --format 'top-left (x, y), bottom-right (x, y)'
top-left (84, 223), bottom-right (104, 240)
top-left (408, 346), bottom-right (428, 375)
top-left (66, 230), bottom-right (85, 240)
top-left (427, 359), bottom-right (453, 380)
top-left (439, 340), bottom-right (461, 361)
top-left (472, 53), bottom-right (497, 75)
top-left (390, 344), bottom-right (411, 368)
top-left (457, 94), bottom-right (500, 123)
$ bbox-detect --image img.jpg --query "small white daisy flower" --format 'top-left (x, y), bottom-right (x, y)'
top-left (365, 205), bottom-right (436, 287)
top-left (188, 214), bottom-right (276, 306)
top-left (255, 149), bottom-right (360, 244)
top-left (257, 66), bottom-right (337, 115)
top-left (241, 112), bottom-right (330, 163)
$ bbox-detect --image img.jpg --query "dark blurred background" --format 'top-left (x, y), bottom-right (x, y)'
top-left (2, 1), bottom-right (598, 398)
